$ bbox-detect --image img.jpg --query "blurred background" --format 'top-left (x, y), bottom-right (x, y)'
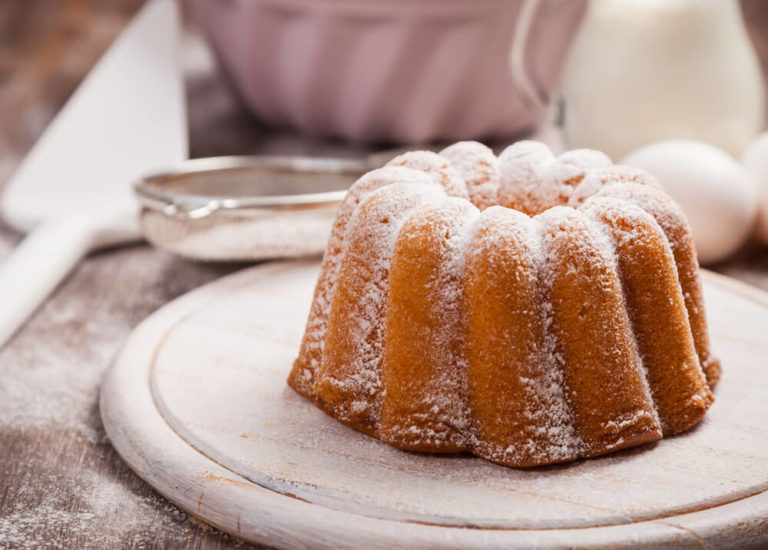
top-left (2, 1), bottom-right (765, 157)
top-left (3, 0), bottom-right (768, 265)
top-left (1, 0), bottom-right (768, 547)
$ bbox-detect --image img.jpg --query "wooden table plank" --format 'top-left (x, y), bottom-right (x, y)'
top-left (0, 1), bottom-right (767, 548)
top-left (0, 2), bottom-right (260, 547)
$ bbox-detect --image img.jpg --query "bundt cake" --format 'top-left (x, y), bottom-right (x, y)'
top-left (288, 140), bottom-right (721, 468)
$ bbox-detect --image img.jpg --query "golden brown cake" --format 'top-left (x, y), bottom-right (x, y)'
top-left (288, 140), bottom-right (720, 468)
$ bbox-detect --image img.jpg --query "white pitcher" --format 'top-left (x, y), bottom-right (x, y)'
top-left (512, 0), bottom-right (765, 160)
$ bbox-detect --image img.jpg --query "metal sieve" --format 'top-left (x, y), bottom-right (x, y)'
top-left (134, 155), bottom-right (377, 262)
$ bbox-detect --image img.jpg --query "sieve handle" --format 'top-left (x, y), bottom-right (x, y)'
top-left (0, 216), bottom-right (139, 348)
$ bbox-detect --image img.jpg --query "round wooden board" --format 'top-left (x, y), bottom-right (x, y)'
top-left (101, 260), bottom-right (768, 549)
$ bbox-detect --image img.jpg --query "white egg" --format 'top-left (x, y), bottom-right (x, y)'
top-left (621, 140), bottom-right (757, 264)
top-left (742, 131), bottom-right (768, 245)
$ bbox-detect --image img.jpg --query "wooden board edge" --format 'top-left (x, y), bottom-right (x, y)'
top-left (99, 261), bottom-right (768, 549)
top-left (701, 268), bottom-right (768, 308)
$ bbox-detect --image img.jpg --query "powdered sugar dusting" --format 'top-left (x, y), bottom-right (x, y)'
top-left (386, 151), bottom-right (469, 200)
top-left (497, 141), bottom-right (554, 214)
top-left (580, 198), bottom-right (664, 430)
top-left (535, 207), bottom-right (664, 453)
top-left (569, 165), bottom-right (664, 208)
top-left (289, 139), bottom-right (717, 467)
top-left (464, 208), bottom-right (583, 466)
top-left (291, 166), bottom-right (441, 395)
top-left (380, 197), bottom-right (480, 449)
top-left (439, 141), bottom-right (499, 210)
top-left (498, 141), bottom-right (612, 215)
top-left (527, 216), bottom-right (585, 460)
top-left (586, 182), bottom-right (721, 387)
top-left (550, 149), bottom-right (612, 191)
top-left (531, 212), bottom-right (593, 460)
top-left (314, 183), bottom-right (448, 427)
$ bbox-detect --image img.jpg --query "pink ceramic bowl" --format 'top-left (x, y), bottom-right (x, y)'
top-left (189, 0), bottom-right (582, 144)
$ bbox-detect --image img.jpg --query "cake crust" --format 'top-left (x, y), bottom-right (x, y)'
top-left (288, 141), bottom-right (720, 468)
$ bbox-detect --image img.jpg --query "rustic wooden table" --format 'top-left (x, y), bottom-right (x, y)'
top-left (1, 1), bottom-right (767, 548)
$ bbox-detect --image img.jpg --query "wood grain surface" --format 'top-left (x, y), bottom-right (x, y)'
top-left (1, 1), bottom-right (767, 548)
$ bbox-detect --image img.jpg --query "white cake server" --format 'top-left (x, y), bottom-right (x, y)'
top-left (0, 0), bottom-right (187, 347)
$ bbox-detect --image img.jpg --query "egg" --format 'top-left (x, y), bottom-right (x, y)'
top-left (621, 140), bottom-right (757, 264)
top-left (742, 131), bottom-right (768, 245)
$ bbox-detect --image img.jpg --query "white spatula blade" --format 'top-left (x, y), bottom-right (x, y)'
top-left (2, 0), bottom-right (187, 230)
top-left (0, 0), bottom-right (186, 348)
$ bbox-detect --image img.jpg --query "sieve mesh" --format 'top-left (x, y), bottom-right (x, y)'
top-left (134, 155), bottom-right (370, 262)
top-left (140, 206), bottom-right (338, 262)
